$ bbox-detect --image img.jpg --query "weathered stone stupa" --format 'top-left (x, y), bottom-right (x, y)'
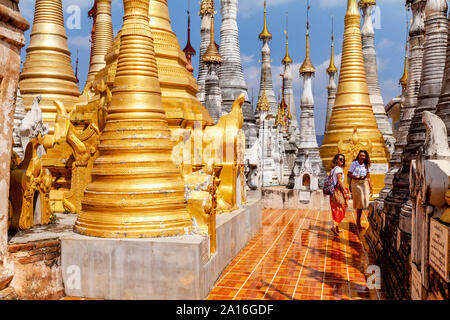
top-left (436, 5), bottom-right (450, 145)
top-left (389, 0), bottom-right (448, 223)
top-left (19, 0), bottom-right (80, 134)
top-left (291, 3), bottom-right (327, 192)
top-left (367, 0), bottom-right (448, 300)
top-left (359, 0), bottom-right (395, 153)
top-left (257, 0), bottom-right (277, 120)
top-left (281, 22), bottom-right (300, 145)
top-left (325, 19), bottom-right (338, 134)
top-left (319, 0), bottom-right (390, 197)
top-left (197, 0), bottom-right (213, 105)
top-left (219, 0), bottom-right (257, 148)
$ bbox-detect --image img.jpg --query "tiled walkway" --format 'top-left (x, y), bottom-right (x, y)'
top-left (207, 209), bottom-right (386, 300)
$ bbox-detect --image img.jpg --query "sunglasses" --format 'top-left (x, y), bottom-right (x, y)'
top-left (338, 158), bottom-right (344, 161)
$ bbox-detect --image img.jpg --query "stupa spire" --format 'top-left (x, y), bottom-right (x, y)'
top-left (183, 2), bottom-right (196, 74)
top-left (282, 14), bottom-right (293, 65)
top-left (399, 44), bottom-right (408, 93)
top-left (281, 12), bottom-right (299, 144)
top-left (325, 16), bottom-right (338, 133)
top-left (259, 0), bottom-right (272, 40)
top-left (299, 1), bottom-right (315, 75)
top-left (257, 0), bottom-right (277, 117)
top-left (85, 0), bottom-right (114, 86)
top-left (327, 16), bottom-right (337, 74)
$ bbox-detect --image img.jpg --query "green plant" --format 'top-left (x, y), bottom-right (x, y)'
top-left (49, 214), bottom-right (57, 224)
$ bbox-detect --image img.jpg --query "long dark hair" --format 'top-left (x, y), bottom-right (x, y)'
top-left (354, 150), bottom-right (371, 169)
top-left (332, 153), bottom-right (346, 168)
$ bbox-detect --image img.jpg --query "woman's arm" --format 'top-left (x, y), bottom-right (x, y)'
top-left (367, 172), bottom-right (373, 196)
top-left (347, 162), bottom-right (354, 181)
top-left (337, 173), bottom-right (349, 197)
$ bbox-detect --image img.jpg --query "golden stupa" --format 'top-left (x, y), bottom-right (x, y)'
top-left (149, 0), bottom-right (213, 128)
top-left (19, 0), bottom-right (80, 134)
top-left (91, 0), bottom-right (213, 173)
top-left (74, 0), bottom-right (192, 238)
top-left (320, 0), bottom-right (390, 196)
top-left (85, 0), bottom-right (113, 86)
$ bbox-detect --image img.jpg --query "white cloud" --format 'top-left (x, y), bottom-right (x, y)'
top-left (241, 53), bottom-right (255, 65)
top-left (377, 39), bottom-right (393, 49)
top-left (377, 57), bottom-right (389, 72)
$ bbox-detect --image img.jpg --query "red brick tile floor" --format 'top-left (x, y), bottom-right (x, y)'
top-left (207, 209), bottom-right (387, 301)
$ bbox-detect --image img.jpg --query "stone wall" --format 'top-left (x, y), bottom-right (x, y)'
top-left (6, 239), bottom-right (64, 300)
top-left (0, 0), bottom-right (28, 269)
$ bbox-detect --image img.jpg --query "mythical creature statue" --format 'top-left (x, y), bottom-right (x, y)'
top-left (203, 94), bottom-right (246, 212)
top-left (18, 95), bottom-right (48, 157)
top-left (63, 123), bottom-right (100, 214)
top-left (9, 136), bottom-right (53, 230)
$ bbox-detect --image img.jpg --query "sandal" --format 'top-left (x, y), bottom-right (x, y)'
top-left (331, 227), bottom-right (339, 236)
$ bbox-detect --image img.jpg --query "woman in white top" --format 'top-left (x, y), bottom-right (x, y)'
top-left (347, 150), bottom-right (373, 231)
top-left (330, 154), bottom-right (350, 236)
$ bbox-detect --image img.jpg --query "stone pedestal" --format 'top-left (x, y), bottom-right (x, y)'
top-left (61, 198), bottom-right (262, 300)
top-left (261, 187), bottom-right (338, 211)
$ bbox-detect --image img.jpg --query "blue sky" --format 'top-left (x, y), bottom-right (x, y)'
top-left (18, 0), bottom-right (407, 135)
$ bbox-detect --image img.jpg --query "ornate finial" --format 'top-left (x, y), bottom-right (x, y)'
top-left (327, 15), bottom-right (338, 74)
top-left (346, 0), bottom-right (360, 22)
top-left (358, 0), bottom-right (376, 8)
top-left (183, 1), bottom-right (196, 73)
top-left (300, 0), bottom-right (315, 75)
top-left (274, 91), bottom-right (287, 128)
top-left (199, 0), bottom-right (214, 16)
top-left (287, 102), bottom-right (292, 120)
top-left (282, 12), bottom-right (293, 65)
top-left (202, 1), bottom-right (222, 64)
top-left (257, 69), bottom-right (270, 112)
top-left (399, 9), bottom-right (408, 91)
top-left (280, 73), bottom-right (290, 121)
top-left (259, 0), bottom-right (272, 40)
top-left (75, 49), bottom-right (79, 83)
